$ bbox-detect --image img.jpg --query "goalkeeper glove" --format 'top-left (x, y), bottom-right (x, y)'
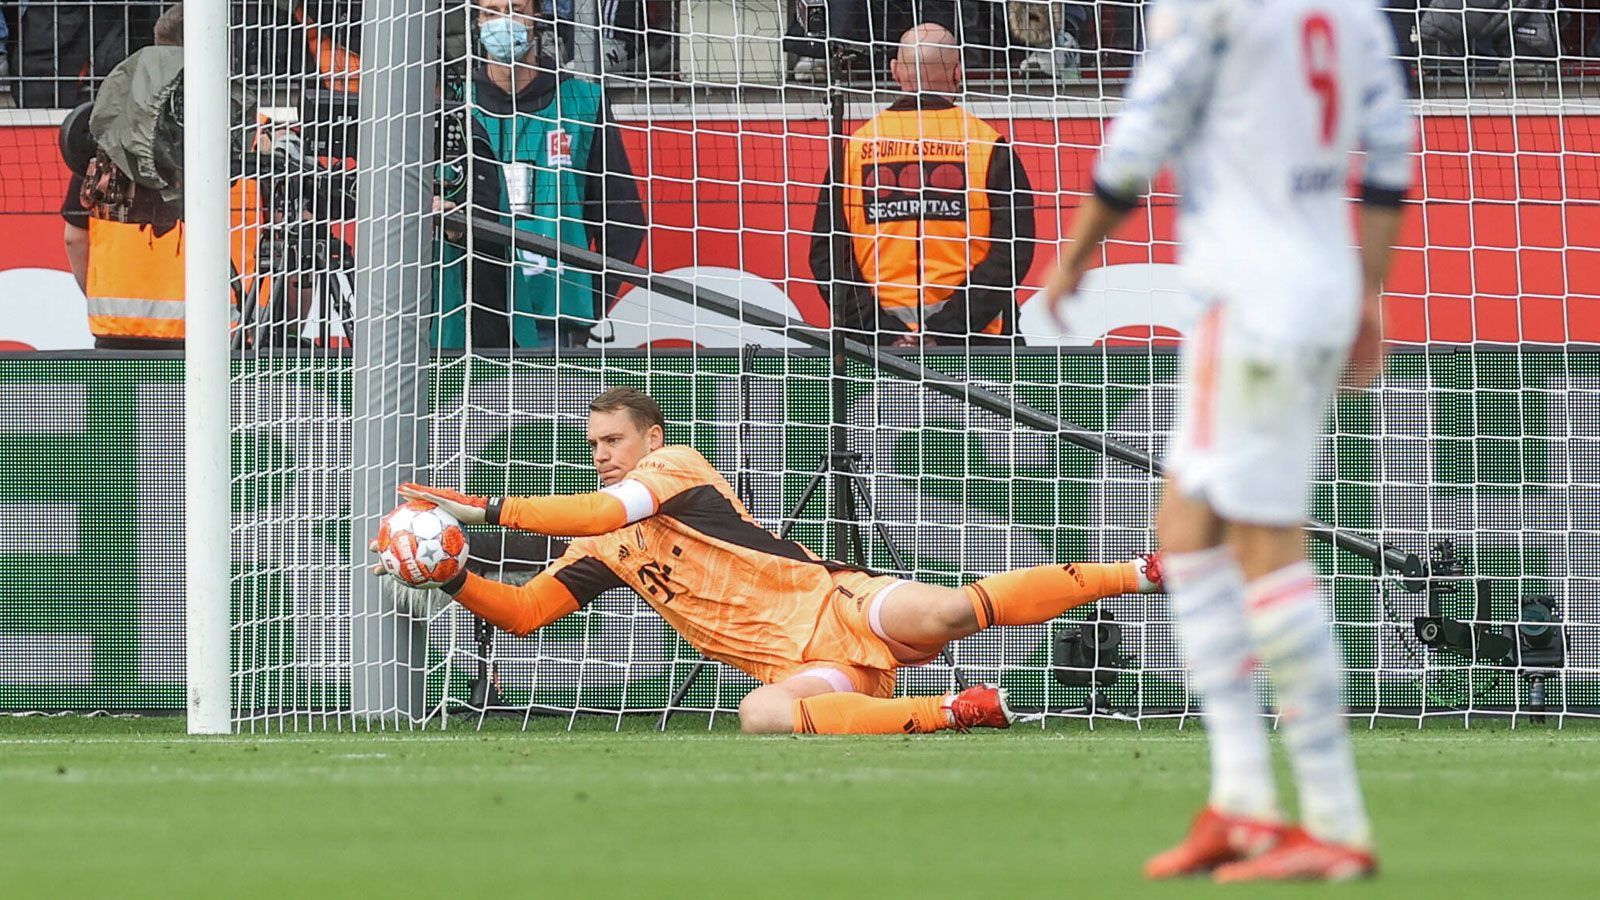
top-left (367, 538), bottom-right (462, 615)
top-left (397, 482), bottom-right (494, 526)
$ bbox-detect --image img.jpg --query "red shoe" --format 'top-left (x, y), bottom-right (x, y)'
top-left (1211, 826), bottom-right (1377, 883)
top-left (943, 685), bottom-right (1014, 732)
top-left (1137, 552), bottom-right (1165, 593)
top-left (1143, 806), bottom-right (1285, 879)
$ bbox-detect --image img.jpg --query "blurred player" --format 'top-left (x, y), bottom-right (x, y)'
top-left (375, 387), bottom-right (1162, 736)
top-left (1042, 0), bottom-right (1413, 884)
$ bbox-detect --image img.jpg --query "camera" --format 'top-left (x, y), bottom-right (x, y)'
top-left (59, 81), bottom-right (187, 235)
top-left (1051, 609), bottom-right (1128, 689)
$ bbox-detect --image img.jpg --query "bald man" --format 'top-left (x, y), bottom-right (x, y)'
top-left (810, 23), bottom-right (1035, 347)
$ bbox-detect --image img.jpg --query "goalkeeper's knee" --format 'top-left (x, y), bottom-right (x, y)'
top-left (738, 686), bottom-right (798, 734)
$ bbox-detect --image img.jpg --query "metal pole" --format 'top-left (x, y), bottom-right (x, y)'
top-left (827, 47), bottom-right (852, 562)
top-left (184, 0), bottom-right (233, 735)
top-left (350, 0), bottom-right (437, 725)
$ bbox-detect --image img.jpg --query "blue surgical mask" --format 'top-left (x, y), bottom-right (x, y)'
top-left (480, 17), bottom-right (531, 63)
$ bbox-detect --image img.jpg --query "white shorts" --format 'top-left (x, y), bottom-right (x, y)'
top-left (1163, 304), bottom-right (1348, 525)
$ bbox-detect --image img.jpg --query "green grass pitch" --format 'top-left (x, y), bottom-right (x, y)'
top-left (0, 716), bottom-right (1593, 898)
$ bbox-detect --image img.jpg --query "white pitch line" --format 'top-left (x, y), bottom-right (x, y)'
top-left (0, 732), bottom-right (1596, 746)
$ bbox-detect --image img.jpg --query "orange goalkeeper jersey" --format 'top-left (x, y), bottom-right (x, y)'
top-left (538, 446), bottom-right (893, 684)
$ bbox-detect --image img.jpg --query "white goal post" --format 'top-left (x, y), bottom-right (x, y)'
top-left (184, 0), bottom-right (235, 735)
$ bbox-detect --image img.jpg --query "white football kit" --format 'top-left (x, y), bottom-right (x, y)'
top-left (1094, 0), bottom-right (1414, 523)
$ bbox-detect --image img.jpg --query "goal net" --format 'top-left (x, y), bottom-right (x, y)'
top-left (148, 1), bottom-right (1600, 728)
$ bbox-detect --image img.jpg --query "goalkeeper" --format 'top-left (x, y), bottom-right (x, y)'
top-left (375, 387), bottom-right (1162, 734)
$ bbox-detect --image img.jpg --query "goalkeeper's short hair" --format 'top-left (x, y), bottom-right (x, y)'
top-left (590, 386), bottom-right (666, 432)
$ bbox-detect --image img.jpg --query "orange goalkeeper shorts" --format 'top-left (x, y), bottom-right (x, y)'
top-left (785, 569), bottom-right (945, 698)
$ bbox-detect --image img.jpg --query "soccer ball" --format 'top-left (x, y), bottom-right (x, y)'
top-left (376, 500), bottom-right (470, 588)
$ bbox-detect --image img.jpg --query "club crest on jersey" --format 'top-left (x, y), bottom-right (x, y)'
top-left (547, 129), bottom-right (573, 166)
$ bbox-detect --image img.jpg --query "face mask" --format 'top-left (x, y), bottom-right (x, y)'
top-left (480, 17), bottom-right (531, 63)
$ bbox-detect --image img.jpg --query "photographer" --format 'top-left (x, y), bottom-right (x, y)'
top-left (436, 0), bottom-right (646, 350)
top-left (66, 4), bottom-right (189, 350)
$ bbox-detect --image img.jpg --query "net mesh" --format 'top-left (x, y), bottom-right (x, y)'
top-left (2, 2), bottom-right (1600, 728)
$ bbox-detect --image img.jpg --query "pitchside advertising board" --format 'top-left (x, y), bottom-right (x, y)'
top-left (2, 351), bottom-right (1597, 713)
top-left (0, 113), bottom-right (1597, 346)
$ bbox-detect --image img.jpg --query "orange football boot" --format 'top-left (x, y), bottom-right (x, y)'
top-left (1212, 825), bottom-right (1377, 883)
top-left (1144, 806), bottom-right (1286, 879)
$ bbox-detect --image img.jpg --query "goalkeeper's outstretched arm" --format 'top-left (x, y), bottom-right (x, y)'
top-left (441, 569), bottom-right (580, 637)
top-left (399, 480), bottom-right (658, 537)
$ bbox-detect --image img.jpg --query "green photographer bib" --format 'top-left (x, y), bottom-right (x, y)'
top-left (436, 76), bottom-right (601, 349)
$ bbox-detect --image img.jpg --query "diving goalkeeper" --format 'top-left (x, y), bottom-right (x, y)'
top-left (375, 387), bottom-right (1162, 734)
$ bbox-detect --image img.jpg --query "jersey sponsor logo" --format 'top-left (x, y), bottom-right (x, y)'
top-left (637, 560), bottom-right (680, 603)
top-left (861, 161), bottom-right (968, 223)
top-left (547, 129), bottom-right (573, 166)
top-left (1291, 166), bottom-right (1340, 194)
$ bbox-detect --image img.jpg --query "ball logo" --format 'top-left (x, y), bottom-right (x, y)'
top-left (376, 500), bottom-right (470, 588)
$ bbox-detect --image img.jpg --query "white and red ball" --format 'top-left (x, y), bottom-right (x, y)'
top-left (376, 500), bottom-right (469, 588)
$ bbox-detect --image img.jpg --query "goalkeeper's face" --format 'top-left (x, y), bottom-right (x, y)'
top-left (587, 409), bottom-right (665, 486)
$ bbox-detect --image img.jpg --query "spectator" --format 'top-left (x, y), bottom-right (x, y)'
top-left (290, 1), bottom-right (362, 93)
top-left (786, 1), bottom-right (965, 82)
top-left (810, 23), bottom-right (1035, 346)
top-left (435, 0), bottom-right (646, 349)
top-left (1008, 1), bottom-right (1090, 79)
top-left (599, 0), bottom-right (679, 76)
top-left (17, 1), bottom-right (162, 108)
top-left (1418, 1), bottom-right (1559, 75)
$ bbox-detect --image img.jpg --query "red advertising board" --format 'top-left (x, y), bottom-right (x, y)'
top-left (2, 113), bottom-right (1596, 347)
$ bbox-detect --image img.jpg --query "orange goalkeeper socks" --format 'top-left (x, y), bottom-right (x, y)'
top-left (964, 562), bottom-right (1138, 629)
top-left (792, 693), bottom-right (950, 734)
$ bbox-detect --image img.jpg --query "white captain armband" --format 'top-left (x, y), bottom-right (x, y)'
top-left (601, 479), bottom-right (658, 524)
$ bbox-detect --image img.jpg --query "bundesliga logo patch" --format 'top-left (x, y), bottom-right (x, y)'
top-left (547, 129), bottom-right (573, 166)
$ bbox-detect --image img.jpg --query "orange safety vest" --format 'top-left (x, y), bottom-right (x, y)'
top-left (841, 102), bottom-right (1002, 335)
top-left (84, 180), bottom-right (263, 340)
top-left (85, 217), bottom-right (186, 340)
top-left (299, 10), bottom-right (361, 93)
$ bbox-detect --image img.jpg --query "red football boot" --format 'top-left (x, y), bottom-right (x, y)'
top-left (942, 685), bottom-right (1015, 732)
top-left (1144, 806), bottom-right (1286, 879)
top-left (1211, 825), bottom-right (1377, 883)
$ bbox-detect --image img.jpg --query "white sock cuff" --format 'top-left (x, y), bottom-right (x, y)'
top-left (1245, 561), bottom-right (1319, 612)
top-left (1163, 545), bottom-right (1239, 591)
